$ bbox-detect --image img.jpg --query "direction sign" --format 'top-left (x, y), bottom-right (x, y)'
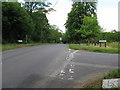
top-left (99, 40), bottom-right (107, 43)
top-left (18, 40), bottom-right (23, 43)
top-left (60, 37), bottom-right (62, 41)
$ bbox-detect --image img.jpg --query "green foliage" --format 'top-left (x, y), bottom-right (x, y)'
top-left (22, 1), bottom-right (52, 15)
top-left (31, 9), bottom-right (49, 42)
top-left (104, 69), bottom-right (120, 79)
top-left (48, 25), bottom-right (62, 43)
top-left (76, 16), bottom-right (101, 43)
top-left (100, 30), bottom-right (120, 42)
top-left (64, 1), bottom-right (118, 44)
top-left (65, 2), bottom-right (98, 43)
top-left (62, 32), bottom-right (70, 44)
top-left (107, 42), bottom-right (119, 48)
top-left (2, 2), bottom-right (61, 44)
top-left (2, 2), bottom-right (34, 43)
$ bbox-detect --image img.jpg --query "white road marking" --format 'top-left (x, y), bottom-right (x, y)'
top-left (70, 64), bottom-right (75, 68)
top-left (67, 50), bottom-right (78, 61)
top-left (60, 70), bottom-right (65, 74)
top-left (68, 76), bottom-right (74, 80)
top-left (51, 50), bottom-right (78, 78)
top-left (69, 69), bottom-right (74, 73)
top-left (60, 73), bottom-right (64, 76)
top-left (61, 78), bottom-right (64, 80)
top-left (69, 49), bottom-right (71, 52)
top-left (70, 62), bottom-right (118, 69)
top-left (72, 50), bottom-right (79, 54)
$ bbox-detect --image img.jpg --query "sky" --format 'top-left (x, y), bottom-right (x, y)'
top-left (97, 0), bottom-right (119, 32)
top-left (46, 0), bottom-right (119, 33)
top-left (18, 0), bottom-right (119, 33)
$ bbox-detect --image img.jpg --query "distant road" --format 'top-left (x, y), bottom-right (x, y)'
top-left (2, 44), bottom-right (118, 88)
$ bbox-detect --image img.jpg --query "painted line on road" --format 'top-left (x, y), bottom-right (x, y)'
top-left (50, 50), bottom-right (78, 78)
top-left (69, 49), bottom-right (71, 52)
top-left (70, 62), bottom-right (118, 69)
top-left (66, 50), bottom-right (79, 61)
top-left (68, 76), bottom-right (74, 80)
top-left (69, 69), bottom-right (74, 73)
top-left (60, 70), bottom-right (65, 74)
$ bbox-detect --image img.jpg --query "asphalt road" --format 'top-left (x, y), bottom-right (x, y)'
top-left (2, 44), bottom-right (118, 88)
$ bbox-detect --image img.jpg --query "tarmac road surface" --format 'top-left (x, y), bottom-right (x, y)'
top-left (2, 44), bottom-right (118, 88)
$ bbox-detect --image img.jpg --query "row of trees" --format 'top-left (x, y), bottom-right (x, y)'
top-left (63, 2), bottom-right (101, 44)
top-left (100, 30), bottom-right (120, 42)
top-left (2, 1), bottom-right (119, 44)
top-left (2, 1), bottom-right (62, 44)
top-left (63, 1), bottom-right (119, 44)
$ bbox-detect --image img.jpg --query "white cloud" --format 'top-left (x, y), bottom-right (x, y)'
top-left (47, 0), bottom-right (119, 32)
top-left (46, 0), bottom-right (72, 33)
top-left (97, 6), bottom-right (118, 32)
top-left (97, 0), bottom-right (119, 32)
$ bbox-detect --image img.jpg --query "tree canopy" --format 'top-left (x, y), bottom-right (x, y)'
top-left (2, 1), bottom-right (118, 44)
top-left (2, 2), bottom-right (34, 43)
top-left (2, 2), bottom-right (62, 44)
top-left (64, 1), bottom-right (101, 43)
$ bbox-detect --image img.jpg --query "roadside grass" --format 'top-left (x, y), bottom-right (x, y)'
top-left (79, 75), bottom-right (104, 88)
top-left (0, 44), bottom-right (1, 51)
top-left (2, 43), bottom-right (55, 51)
top-left (84, 69), bottom-right (120, 88)
top-left (69, 43), bottom-right (119, 54)
top-left (104, 69), bottom-right (120, 79)
top-left (107, 42), bottom-right (119, 48)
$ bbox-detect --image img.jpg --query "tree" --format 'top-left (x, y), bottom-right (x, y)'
top-left (32, 8), bottom-right (50, 42)
top-left (22, 1), bottom-right (55, 43)
top-left (76, 16), bottom-right (101, 44)
top-left (22, 1), bottom-right (52, 16)
top-left (65, 2), bottom-right (97, 43)
top-left (48, 25), bottom-right (62, 43)
top-left (100, 30), bottom-right (120, 42)
top-left (2, 2), bottom-right (62, 44)
top-left (62, 32), bottom-right (70, 44)
top-left (2, 2), bottom-right (34, 43)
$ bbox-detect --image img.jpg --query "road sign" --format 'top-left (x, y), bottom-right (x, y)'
top-left (99, 40), bottom-right (107, 43)
top-left (99, 40), bottom-right (107, 47)
top-left (60, 37), bottom-right (62, 41)
top-left (18, 40), bottom-right (23, 43)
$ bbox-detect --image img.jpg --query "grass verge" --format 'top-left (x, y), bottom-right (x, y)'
top-left (76, 75), bottom-right (104, 88)
top-left (82, 69), bottom-right (120, 88)
top-left (104, 69), bottom-right (120, 79)
top-left (69, 44), bottom-right (119, 54)
top-left (2, 43), bottom-right (55, 51)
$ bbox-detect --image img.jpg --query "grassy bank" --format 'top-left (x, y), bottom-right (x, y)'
top-left (69, 43), bottom-right (119, 54)
top-left (2, 43), bottom-right (55, 51)
top-left (107, 42), bottom-right (119, 48)
top-left (104, 69), bottom-right (120, 79)
top-left (82, 69), bottom-right (120, 88)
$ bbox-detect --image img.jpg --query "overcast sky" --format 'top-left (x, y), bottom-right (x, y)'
top-left (46, 0), bottom-right (119, 33)
top-left (97, 0), bottom-right (118, 32)
top-left (18, 0), bottom-right (119, 33)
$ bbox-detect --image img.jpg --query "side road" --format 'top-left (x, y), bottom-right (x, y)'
top-left (2, 44), bottom-right (118, 88)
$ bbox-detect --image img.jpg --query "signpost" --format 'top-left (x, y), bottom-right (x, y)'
top-left (18, 40), bottom-right (23, 44)
top-left (60, 37), bottom-right (62, 41)
top-left (99, 40), bottom-right (107, 47)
